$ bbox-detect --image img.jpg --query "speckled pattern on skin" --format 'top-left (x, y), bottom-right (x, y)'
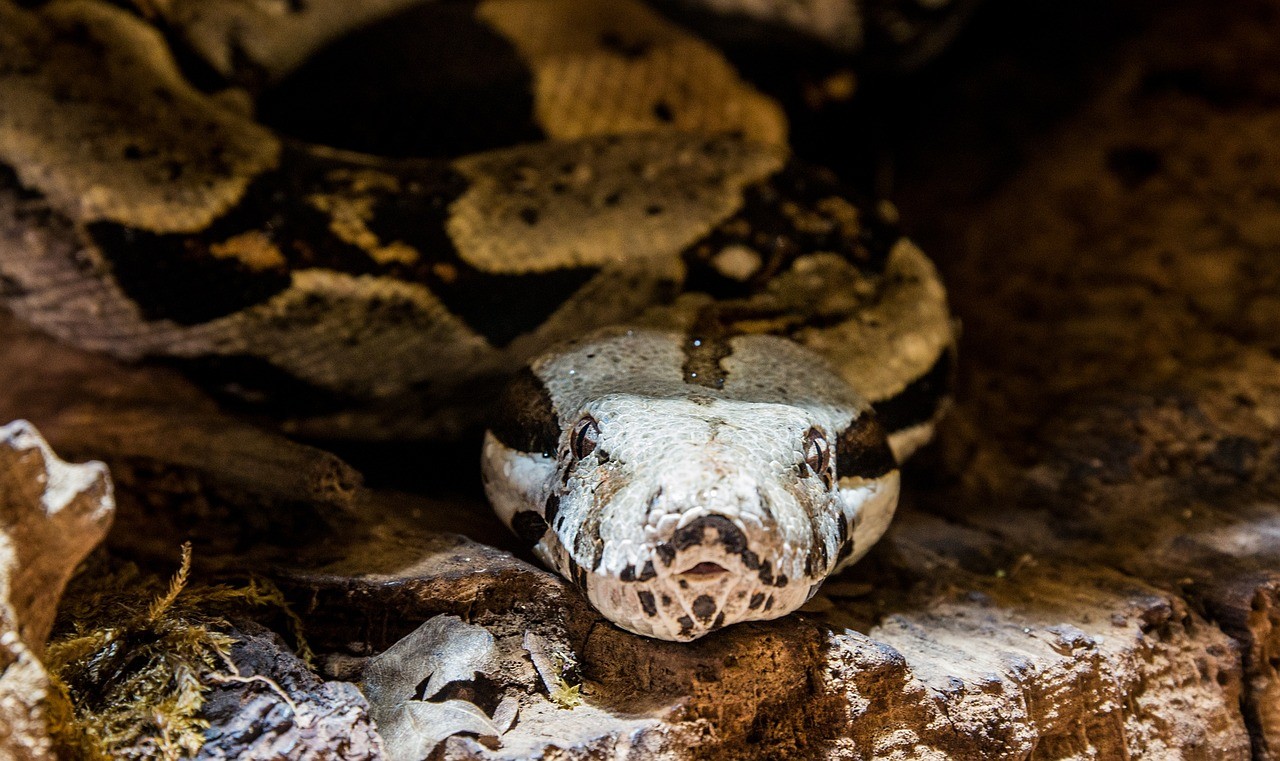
top-left (483, 329), bottom-right (901, 640)
top-left (0, 0), bottom-right (957, 639)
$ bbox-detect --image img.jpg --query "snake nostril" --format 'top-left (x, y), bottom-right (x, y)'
top-left (672, 515), bottom-right (748, 553)
top-left (680, 561), bottom-right (729, 577)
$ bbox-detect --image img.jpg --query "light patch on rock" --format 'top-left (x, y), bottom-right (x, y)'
top-left (0, 420), bottom-right (115, 761)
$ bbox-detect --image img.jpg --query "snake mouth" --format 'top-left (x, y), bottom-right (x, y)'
top-left (679, 561), bottom-right (729, 578)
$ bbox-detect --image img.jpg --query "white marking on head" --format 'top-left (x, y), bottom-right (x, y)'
top-left (482, 328), bottom-right (899, 640)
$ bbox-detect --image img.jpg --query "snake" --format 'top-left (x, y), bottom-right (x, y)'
top-left (0, 0), bottom-right (956, 641)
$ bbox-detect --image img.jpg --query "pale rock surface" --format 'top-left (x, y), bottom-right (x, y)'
top-left (0, 421), bottom-right (113, 761)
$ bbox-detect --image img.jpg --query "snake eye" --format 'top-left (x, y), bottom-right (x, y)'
top-left (803, 427), bottom-right (830, 475)
top-left (571, 415), bottom-right (600, 460)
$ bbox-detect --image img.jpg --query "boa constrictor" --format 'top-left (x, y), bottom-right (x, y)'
top-left (0, 0), bottom-right (955, 640)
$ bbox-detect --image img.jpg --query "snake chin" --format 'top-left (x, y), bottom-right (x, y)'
top-left (587, 513), bottom-right (821, 641)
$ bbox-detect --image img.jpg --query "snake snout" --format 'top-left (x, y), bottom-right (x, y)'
top-left (652, 514), bottom-right (760, 574)
top-left (593, 462), bottom-right (825, 640)
top-left (671, 515), bottom-right (749, 553)
top-left (596, 505), bottom-right (813, 641)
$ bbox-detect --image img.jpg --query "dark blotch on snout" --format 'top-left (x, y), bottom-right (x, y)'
top-left (619, 561), bottom-right (657, 582)
top-left (672, 515), bottom-right (748, 553)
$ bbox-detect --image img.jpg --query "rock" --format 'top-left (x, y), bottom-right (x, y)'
top-left (0, 314), bottom-right (361, 566)
top-left (361, 615), bottom-right (505, 761)
top-left (198, 622), bottom-right (383, 761)
top-left (0, 420), bottom-right (114, 761)
top-left (894, 0), bottom-right (1280, 754)
top-left (271, 500), bottom-right (1251, 759)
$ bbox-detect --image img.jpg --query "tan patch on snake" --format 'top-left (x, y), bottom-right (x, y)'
top-left (447, 134), bottom-right (785, 274)
top-left (476, 0), bottom-right (787, 147)
top-left (306, 192), bottom-right (419, 266)
top-left (208, 232), bottom-right (287, 271)
top-left (789, 241), bottom-right (953, 408)
top-left (305, 167), bottom-right (420, 266)
top-left (804, 196), bottom-right (862, 236)
top-left (0, 1), bottom-right (278, 232)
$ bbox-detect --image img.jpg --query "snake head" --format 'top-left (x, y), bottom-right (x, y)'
top-left (483, 328), bottom-right (900, 641)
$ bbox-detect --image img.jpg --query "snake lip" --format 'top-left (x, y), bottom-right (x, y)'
top-left (679, 561), bottom-right (729, 578)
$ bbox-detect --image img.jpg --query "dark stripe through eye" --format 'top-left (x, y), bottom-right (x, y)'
top-left (835, 412), bottom-right (897, 480)
top-left (571, 415), bottom-right (600, 459)
top-left (871, 350), bottom-right (954, 433)
top-left (489, 367), bottom-right (560, 457)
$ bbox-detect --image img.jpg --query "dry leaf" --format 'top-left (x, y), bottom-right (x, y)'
top-left (363, 615), bottom-right (503, 761)
top-left (491, 695), bottom-right (519, 734)
top-left (379, 699), bottom-right (499, 760)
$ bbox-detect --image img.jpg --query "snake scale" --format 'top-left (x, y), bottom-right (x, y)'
top-left (0, 0), bottom-right (957, 640)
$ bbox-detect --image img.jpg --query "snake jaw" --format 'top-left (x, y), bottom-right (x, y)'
top-left (483, 421), bottom-right (900, 641)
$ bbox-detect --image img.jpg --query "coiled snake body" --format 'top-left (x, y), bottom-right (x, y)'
top-left (0, 0), bottom-right (955, 640)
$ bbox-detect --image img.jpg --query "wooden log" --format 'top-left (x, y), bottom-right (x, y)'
top-left (0, 314), bottom-right (361, 565)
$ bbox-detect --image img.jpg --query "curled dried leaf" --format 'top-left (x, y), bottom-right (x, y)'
top-left (362, 615), bottom-right (510, 760)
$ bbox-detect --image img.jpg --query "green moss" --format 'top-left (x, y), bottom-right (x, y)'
top-left (549, 680), bottom-right (584, 709)
top-left (548, 652), bottom-right (585, 709)
top-left (46, 544), bottom-right (312, 760)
